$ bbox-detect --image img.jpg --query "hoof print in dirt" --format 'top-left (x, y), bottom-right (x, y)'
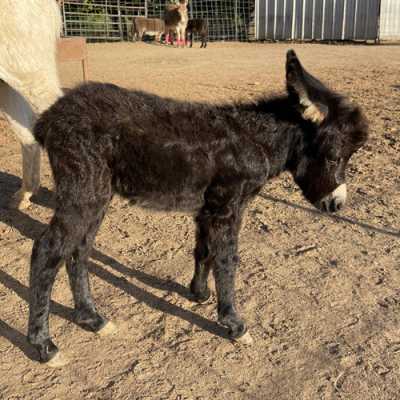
top-left (96, 320), bottom-right (118, 337)
top-left (46, 352), bottom-right (70, 368)
top-left (234, 331), bottom-right (254, 346)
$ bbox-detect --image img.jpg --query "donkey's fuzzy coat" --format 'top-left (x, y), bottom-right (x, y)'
top-left (164, 0), bottom-right (189, 46)
top-left (131, 17), bottom-right (165, 42)
top-left (29, 51), bottom-right (368, 364)
top-left (186, 18), bottom-right (208, 48)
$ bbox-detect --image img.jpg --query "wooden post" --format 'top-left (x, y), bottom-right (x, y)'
top-left (57, 37), bottom-right (88, 81)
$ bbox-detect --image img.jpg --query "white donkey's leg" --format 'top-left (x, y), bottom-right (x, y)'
top-left (181, 26), bottom-right (186, 47)
top-left (0, 81), bottom-right (39, 209)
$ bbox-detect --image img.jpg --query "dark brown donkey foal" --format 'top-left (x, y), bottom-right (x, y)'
top-left (186, 18), bottom-right (208, 48)
top-left (28, 50), bottom-right (368, 366)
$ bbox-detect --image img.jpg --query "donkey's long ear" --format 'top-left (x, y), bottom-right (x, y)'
top-left (286, 50), bottom-right (329, 125)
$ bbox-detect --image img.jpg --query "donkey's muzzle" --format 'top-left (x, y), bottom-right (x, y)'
top-left (316, 184), bottom-right (347, 213)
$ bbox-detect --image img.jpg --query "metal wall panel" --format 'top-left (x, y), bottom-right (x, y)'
top-left (333, 0), bottom-right (345, 40)
top-left (266, 0), bottom-right (275, 38)
top-left (257, 0), bottom-right (267, 39)
top-left (255, 0), bottom-right (379, 40)
top-left (324, 0), bottom-right (334, 40)
top-left (284, 0), bottom-right (294, 38)
top-left (313, 0), bottom-right (324, 38)
top-left (343, 0), bottom-right (356, 39)
top-left (294, 0), bottom-right (303, 39)
top-left (275, 0), bottom-right (285, 39)
top-left (380, 0), bottom-right (400, 39)
top-left (303, 0), bottom-right (314, 39)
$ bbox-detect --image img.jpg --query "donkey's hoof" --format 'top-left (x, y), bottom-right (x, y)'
top-left (8, 190), bottom-right (32, 210)
top-left (190, 280), bottom-right (211, 304)
top-left (97, 320), bottom-right (117, 337)
top-left (191, 289), bottom-right (211, 304)
top-left (46, 351), bottom-right (70, 368)
top-left (33, 338), bottom-right (63, 365)
top-left (234, 330), bottom-right (253, 346)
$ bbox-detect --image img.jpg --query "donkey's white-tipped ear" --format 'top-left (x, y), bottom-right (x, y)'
top-left (286, 50), bottom-right (327, 124)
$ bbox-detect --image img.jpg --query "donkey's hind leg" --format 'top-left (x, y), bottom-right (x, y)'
top-left (65, 199), bottom-right (116, 336)
top-left (190, 215), bottom-right (212, 303)
top-left (0, 81), bottom-right (40, 209)
top-left (28, 216), bottom-right (73, 365)
top-left (28, 200), bottom-right (109, 365)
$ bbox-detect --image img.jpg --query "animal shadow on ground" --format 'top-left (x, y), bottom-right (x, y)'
top-left (258, 193), bottom-right (400, 238)
top-left (0, 171), bottom-right (228, 361)
top-left (1, 171), bottom-right (399, 360)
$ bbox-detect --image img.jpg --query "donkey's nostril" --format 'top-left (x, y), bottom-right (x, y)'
top-left (317, 197), bottom-right (345, 213)
top-left (330, 198), bottom-right (345, 213)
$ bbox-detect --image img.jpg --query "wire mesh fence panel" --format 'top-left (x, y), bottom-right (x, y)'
top-left (148, 0), bottom-right (255, 41)
top-left (192, 0), bottom-right (255, 41)
top-left (61, 0), bottom-right (147, 41)
top-left (60, 0), bottom-right (255, 42)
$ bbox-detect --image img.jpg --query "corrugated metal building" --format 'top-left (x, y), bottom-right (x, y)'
top-left (380, 0), bottom-right (400, 39)
top-left (255, 0), bottom-right (382, 41)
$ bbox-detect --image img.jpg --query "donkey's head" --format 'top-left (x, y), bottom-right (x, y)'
top-left (285, 50), bottom-right (368, 212)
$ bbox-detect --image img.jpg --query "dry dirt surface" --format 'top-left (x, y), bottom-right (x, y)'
top-left (1, 42), bottom-right (400, 400)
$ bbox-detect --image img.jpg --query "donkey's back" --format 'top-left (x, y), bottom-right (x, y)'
top-left (34, 82), bottom-right (269, 212)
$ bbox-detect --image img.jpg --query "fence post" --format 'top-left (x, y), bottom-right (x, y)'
top-left (234, 0), bottom-right (238, 40)
top-left (61, 1), bottom-right (67, 36)
top-left (145, 0), bottom-right (148, 17)
top-left (117, 0), bottom-right (123, 40)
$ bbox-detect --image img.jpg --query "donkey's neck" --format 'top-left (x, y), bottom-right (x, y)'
top-left (235, 96), bottom-right (304, 179)
top-left (262, 121), bottom-right (300, 179)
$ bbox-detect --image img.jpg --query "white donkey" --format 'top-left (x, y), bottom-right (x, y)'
top-left (0, 0), bottom-right (62, 209)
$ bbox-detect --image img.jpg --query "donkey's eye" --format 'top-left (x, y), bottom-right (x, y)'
top-left (326, 156), bottom-right (340, 166)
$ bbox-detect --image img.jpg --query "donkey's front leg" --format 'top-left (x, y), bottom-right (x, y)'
top-left (203, 206), bottom-right (253, 344)
top-left (213, 246), bottom-right (246, 339)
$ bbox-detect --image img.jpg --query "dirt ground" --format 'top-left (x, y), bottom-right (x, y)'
top-left (0, 42), bottom-right (400, 400)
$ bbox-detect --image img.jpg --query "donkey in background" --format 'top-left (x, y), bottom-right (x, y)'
top-left (186, 18), bottom-right (208, 48)
top-left (131, 17), bottom-right (165, 42)
top-left (164, 0), bottom-right (189, 46)
top-left (28, 50), bottom-right (368, 366)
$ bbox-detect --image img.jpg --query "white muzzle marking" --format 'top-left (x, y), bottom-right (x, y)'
top-left (331, 183), bottom-right (347, 203)
top-left (318, 183), bottom-right (347, 212)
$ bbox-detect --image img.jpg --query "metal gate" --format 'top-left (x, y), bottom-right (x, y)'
top-left (189, 0), bottom-right (255, 41)
top-left (60, 0), bottom-right (255, 41)
top-left (255, 0), bottom-right (381, 41)
top-left (60, 0), bottom-right (147, 41)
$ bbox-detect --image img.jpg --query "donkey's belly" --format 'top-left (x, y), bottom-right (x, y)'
top-left (128, 189), bottom-right (205, 213)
